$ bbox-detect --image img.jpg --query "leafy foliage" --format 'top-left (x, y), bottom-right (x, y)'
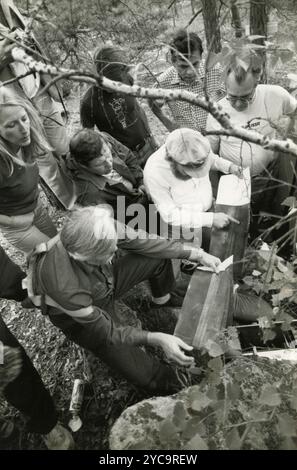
top-left (156, 357), bottom-right (297, 450)
top-left (207, 36), bottom-right (266, 75)
top-left (243, 240), bottom-right (297, 312)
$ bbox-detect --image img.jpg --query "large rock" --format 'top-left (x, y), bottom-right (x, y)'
top-left (110, 357), bottom-right (297, 450)
top-left (109, 392), bottom-right (186, 450)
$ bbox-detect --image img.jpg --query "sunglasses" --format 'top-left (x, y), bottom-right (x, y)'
top-left (181, 160), bottom-right (206, 169)
top-left (165, 146), bottom-right (209, 169)
top-left (226, 87), bottom-right (256, 105)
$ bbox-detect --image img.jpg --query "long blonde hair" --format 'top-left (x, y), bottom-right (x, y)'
top-left (0, 86), bottom-right (52, 175)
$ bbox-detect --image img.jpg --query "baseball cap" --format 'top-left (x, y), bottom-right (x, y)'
top-left (165, 128), bottom-right (212, 178)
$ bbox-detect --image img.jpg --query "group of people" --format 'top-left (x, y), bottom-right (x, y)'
top-left (0, 0), bottom-right (296, 450)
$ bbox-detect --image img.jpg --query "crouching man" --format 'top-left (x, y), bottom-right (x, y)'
top-left (26, 205), bottom-right (220, 394)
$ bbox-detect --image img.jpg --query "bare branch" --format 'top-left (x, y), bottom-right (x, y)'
top-left (1, 70), bottom-right (36, 87)
top-left (186, 8), bottom-right (203, 28)
top-left (0, 31), bottom-right (51, 65)
top-left (11, 46), bottom-right (297, 159)
top-left (37, 72), bottom-right (97, 96)
top-left (167, 0), bottom-right (177, 10)
top-left (203, 128), bottom-right (297, 157)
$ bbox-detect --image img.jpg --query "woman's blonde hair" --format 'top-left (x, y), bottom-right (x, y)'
top-left (0, 86), bottom-right (52, 175)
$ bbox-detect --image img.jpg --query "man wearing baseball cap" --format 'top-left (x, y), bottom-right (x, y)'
top-left (144, 128), bottom-right (242, 249)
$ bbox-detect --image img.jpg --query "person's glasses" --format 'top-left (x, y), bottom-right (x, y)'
top-left (226, 88), bottom-right (256, 105)
top-left (165, 146), bottom-right (209, 169)
top-left (181, 160), bottom-right (206, 169)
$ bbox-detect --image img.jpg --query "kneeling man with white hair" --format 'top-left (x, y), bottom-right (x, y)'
top-left (26, 205), bottom-right (221, 394)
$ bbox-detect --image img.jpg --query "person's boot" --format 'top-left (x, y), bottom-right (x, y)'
top-left (43, 423), bottom-right (75, 450)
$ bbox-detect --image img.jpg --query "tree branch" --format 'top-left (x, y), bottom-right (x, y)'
top-left (1, 70), bottom-right (36, 87)
top-left (186, 8), bottom-right (203, 28)
top-left (0, 31), bottom-right (52, 65)
top-left (203, 128), bottom-right (297, 158)
top-left (11, 46), bottom-right (297, 159)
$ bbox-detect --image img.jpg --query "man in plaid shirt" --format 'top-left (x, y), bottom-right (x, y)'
top-left (149, 30), bottom-right (225, 132)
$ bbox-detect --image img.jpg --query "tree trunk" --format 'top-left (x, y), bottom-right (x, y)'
top-left (250, 0), bottom-right (269, 82)
top-left (201, 0), bottom-right (221, 53)
top-left (231, 3), bottom-right (243, 38)
top-left (250, 0), bottom-right (268, 37)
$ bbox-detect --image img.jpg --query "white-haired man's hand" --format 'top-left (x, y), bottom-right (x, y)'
top-left (199, 251), bottom-right (221, 273)
top-left (147, 332), bottom-right (194, 367)
top-left (188, 248), bottom-right (221, 273)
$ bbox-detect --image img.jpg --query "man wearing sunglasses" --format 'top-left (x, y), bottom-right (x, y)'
top-left (143, 128), bottom-right (241, 250)
top-left (206, 64), bottom-right (297, 236)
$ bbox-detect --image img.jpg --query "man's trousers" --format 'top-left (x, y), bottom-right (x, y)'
top-left (0, 247), bottom-right (57, 434)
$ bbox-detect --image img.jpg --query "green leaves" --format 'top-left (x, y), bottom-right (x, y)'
top-left (242, 275), bottom-right (264, 295)
top-left (249, 409), bottom-right (268, 421)
top-left (204, 339), bottom-right (224, 357)
top-left (188, 388), bottom-right (212, 412)
top-left (279, 437), bottom-right (297, 450)
top-left (259, 385), bottom-right (281, 407)
top-left (262, 328), bottom-right (277, 343)
top-left (184, 433), bottom-right (208, 450)
top-left (214, 35), bottom-right (267, 76)
top-left (289, 393), bottom-right (297, 412)
top-left (258, 316), bottom-right (277, 343)
top-left (278, 286), bottom-right (295, 301)
top-left (182, 418), bottom-right (206, 441)
top-left (280, 314), bottom-right (294, 331)
top-left (226, 382), bottom-right (241, 401)
top-left (159, 418), bottom-right (178, 443)
top-left (208, 356), bottom-right (224, 373)
top-left (172, 401), bottom-right (187, 431)
top-left (225, 428), bottom-right (241, 450)
top-left (277, 413), bottom-right (297, 437)
top-left (243, 243), bottom-right (297, 311)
